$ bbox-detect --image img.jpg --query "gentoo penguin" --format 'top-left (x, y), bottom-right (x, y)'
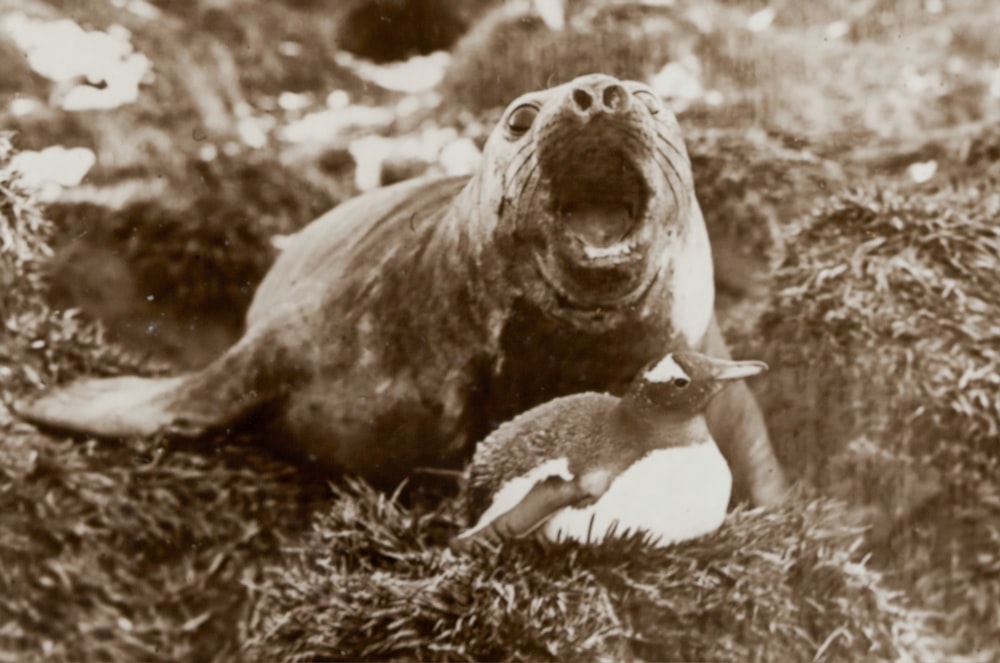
top-left (456, 351), bottom-right (769, 548)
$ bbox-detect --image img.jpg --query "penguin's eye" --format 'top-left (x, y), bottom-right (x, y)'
top-left (506, 104), bottom-right (539, 135)
top-left (633, 89), bottom-right (661, 116)
top-left (673, 377), bottom-right (690, 389)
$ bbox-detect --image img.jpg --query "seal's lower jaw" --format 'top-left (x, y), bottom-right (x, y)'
top-left (535, 156), bottom-right (661, 307)
top-left (535, 215), bottom-right (660, 310)
top-left (558, 210), bottom-right (655, 270)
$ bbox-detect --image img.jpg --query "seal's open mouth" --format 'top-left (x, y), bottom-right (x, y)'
top-left (549, 150), bottom-right (651, 268)
top-left (532, 146), bottom-right (662, 308)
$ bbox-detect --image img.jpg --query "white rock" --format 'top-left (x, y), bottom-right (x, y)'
top-left (10, 146), bottom-right (96, 198)
top-left (907, 160), bottom-right (937, 184)
top-left (348, 135), bottom-right (392, 192)
top-left (326, 89), bottom-right (350, 109)
top-left (704, 90), bottom-right (724, 106)
top-left (652, 60), bottom-right (704, 109)
top-left (347, 127), bottom-right (477, 191)
top-left (334, 50), bottom-right (450, 94)
top-left (532, 0), bottom-right (565, 30)
top-left (439, 137), bottom-right (481, 176)
top-left (280, 106), bottom-right (394, 144)
top-left (198, 144), bottom-right (218, 161)
top-left (990, 68), bottom-right (1000, 98)
top-left (110, 0), bottom-right (162, 20)
top-left (747, 7), bottom-right (776, 32)
top-left (902, 65), bottom-right (942, 95)
top-left (278, 91), bottom-right (313, 112)
top-left (237, 116), bottom-right (269, 149)
top-left (3, 13), bottom-right (151, 110)
top-left (825, 20), bottom-right (849, 41)
top-left (278, 41), bottom-right (303, 57)
top-left (8, 97), bottom-right (44, 116)
top-left (395, 95), bottom-right (424, 118)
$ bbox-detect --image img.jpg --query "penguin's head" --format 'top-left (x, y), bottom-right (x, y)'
top-left (626, 351), bottom-right (768, 418)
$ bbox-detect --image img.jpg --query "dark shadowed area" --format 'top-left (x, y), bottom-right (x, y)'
top-left (1, 0), bottom-right (998, 660)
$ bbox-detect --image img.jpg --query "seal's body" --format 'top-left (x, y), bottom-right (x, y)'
top-left (458, 352), bottom-right (768, 547)
top-left (16, 74), bottom-right (787, 505)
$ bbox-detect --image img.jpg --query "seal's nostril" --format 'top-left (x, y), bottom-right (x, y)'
top-left (572, 88), bottom-right (593, 111)
top-left (602, 84), bottom-right (628, 112)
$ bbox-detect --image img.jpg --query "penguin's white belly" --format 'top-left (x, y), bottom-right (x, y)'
top-left (543, 443), bottom-right (732, 547)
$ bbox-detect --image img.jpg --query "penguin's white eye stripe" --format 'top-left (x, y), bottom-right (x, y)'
top-left (644, 355), bottom-right (689, 383)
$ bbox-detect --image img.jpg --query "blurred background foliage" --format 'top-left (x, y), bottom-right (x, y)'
top-left (2, 0), bottom-right (1000, 660)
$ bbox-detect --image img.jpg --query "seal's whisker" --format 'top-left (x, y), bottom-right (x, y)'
top-left (655, 129), bottom-right (688, 159)
top-left (503, 142), bottom-right (536, 186)
top-left (657, 157), bottom-right (683, 211)
top-left (502, 147), bottom-right (538, 203)
top-left (652, 143), bottom-right (688, 207)
top-left (508, 152), bottom-right (537, 196)
top-left (615, 128), bottom-right (684, 209)
top-left (514, 161), bottom-right (542, 218)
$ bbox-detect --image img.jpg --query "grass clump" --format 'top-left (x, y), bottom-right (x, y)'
top-left (38, 151), bottom-right (339, 366)
top-left (245, 481), bottom-right (935, 662)
top-left (0, 133), bottom-right (51, 306)
top-left (687, 128), bottom-right (845, 320)
top-left (759, 185), bottom-right (1000, 472)
top-left (1, 130), bottom-right (325, 661)
top-left (441, 2), bottom-right (701, 113)
top-left (754, 183), bottom-right (1000, 657)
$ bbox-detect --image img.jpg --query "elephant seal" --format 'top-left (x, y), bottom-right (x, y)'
top-left (15, 74), bottom-right (788, 506)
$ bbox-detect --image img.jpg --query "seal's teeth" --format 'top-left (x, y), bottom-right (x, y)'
top-left (583, 241), bottom-right (633, 259)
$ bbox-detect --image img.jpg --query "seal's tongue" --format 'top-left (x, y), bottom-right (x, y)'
top-left (560, 201), bottom-right (633, 248)
top-left (544, 144), bottom-right (648, 256)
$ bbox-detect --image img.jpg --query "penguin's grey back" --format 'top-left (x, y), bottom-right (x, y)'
top-left (467, 392), bottom-right (618, 518)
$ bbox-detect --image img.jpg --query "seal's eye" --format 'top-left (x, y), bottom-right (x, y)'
top-left (673, 377), bottom-right (690, 389)
top-left (506, 104), bottom-right (539, 135)
top-left (633, 90), bottom-right (661, 116)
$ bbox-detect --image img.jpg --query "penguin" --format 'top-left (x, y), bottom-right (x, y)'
top-left (456, 351), bottom-right (769, 548)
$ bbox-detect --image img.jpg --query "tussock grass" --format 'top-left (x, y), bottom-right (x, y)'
top-left (755, 184), bottom-right (1000, 657)
top-left (1, 139), bottom-right (323, 660)
top-left (441, 0), bottom-right (1000, 141)
top-left (37, 151), bottom-right (339, 367)
top-left (760, 185), bottom-right (1000, 473)
top-left (245, 481), bottom-right (935, 662)
top-left (687, 128), bottom-right (845, 324)
top-left (2, 138), bottom-right (938, 661)
top-left (441, 2), bottom-right (700, 113)
top-left (0, 134), bottom-right (51, 286)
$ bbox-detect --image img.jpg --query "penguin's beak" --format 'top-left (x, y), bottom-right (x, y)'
top-left (707, 358), bottom-right (769, 382)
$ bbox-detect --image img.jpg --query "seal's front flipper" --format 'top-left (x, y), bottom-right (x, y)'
top-left (698, 314), bottom-right (789, 507)
top-left (13, 335), bottom-right (276, 439)
top-left (456, 475), bottom-right (589, 548)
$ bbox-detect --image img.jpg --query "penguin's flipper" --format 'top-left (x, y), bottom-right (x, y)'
top-left (457, 475), bottom-right (589, 547)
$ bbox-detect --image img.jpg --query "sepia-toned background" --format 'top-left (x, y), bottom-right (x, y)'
top-left (1, 0), bottom-right (998, 660)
